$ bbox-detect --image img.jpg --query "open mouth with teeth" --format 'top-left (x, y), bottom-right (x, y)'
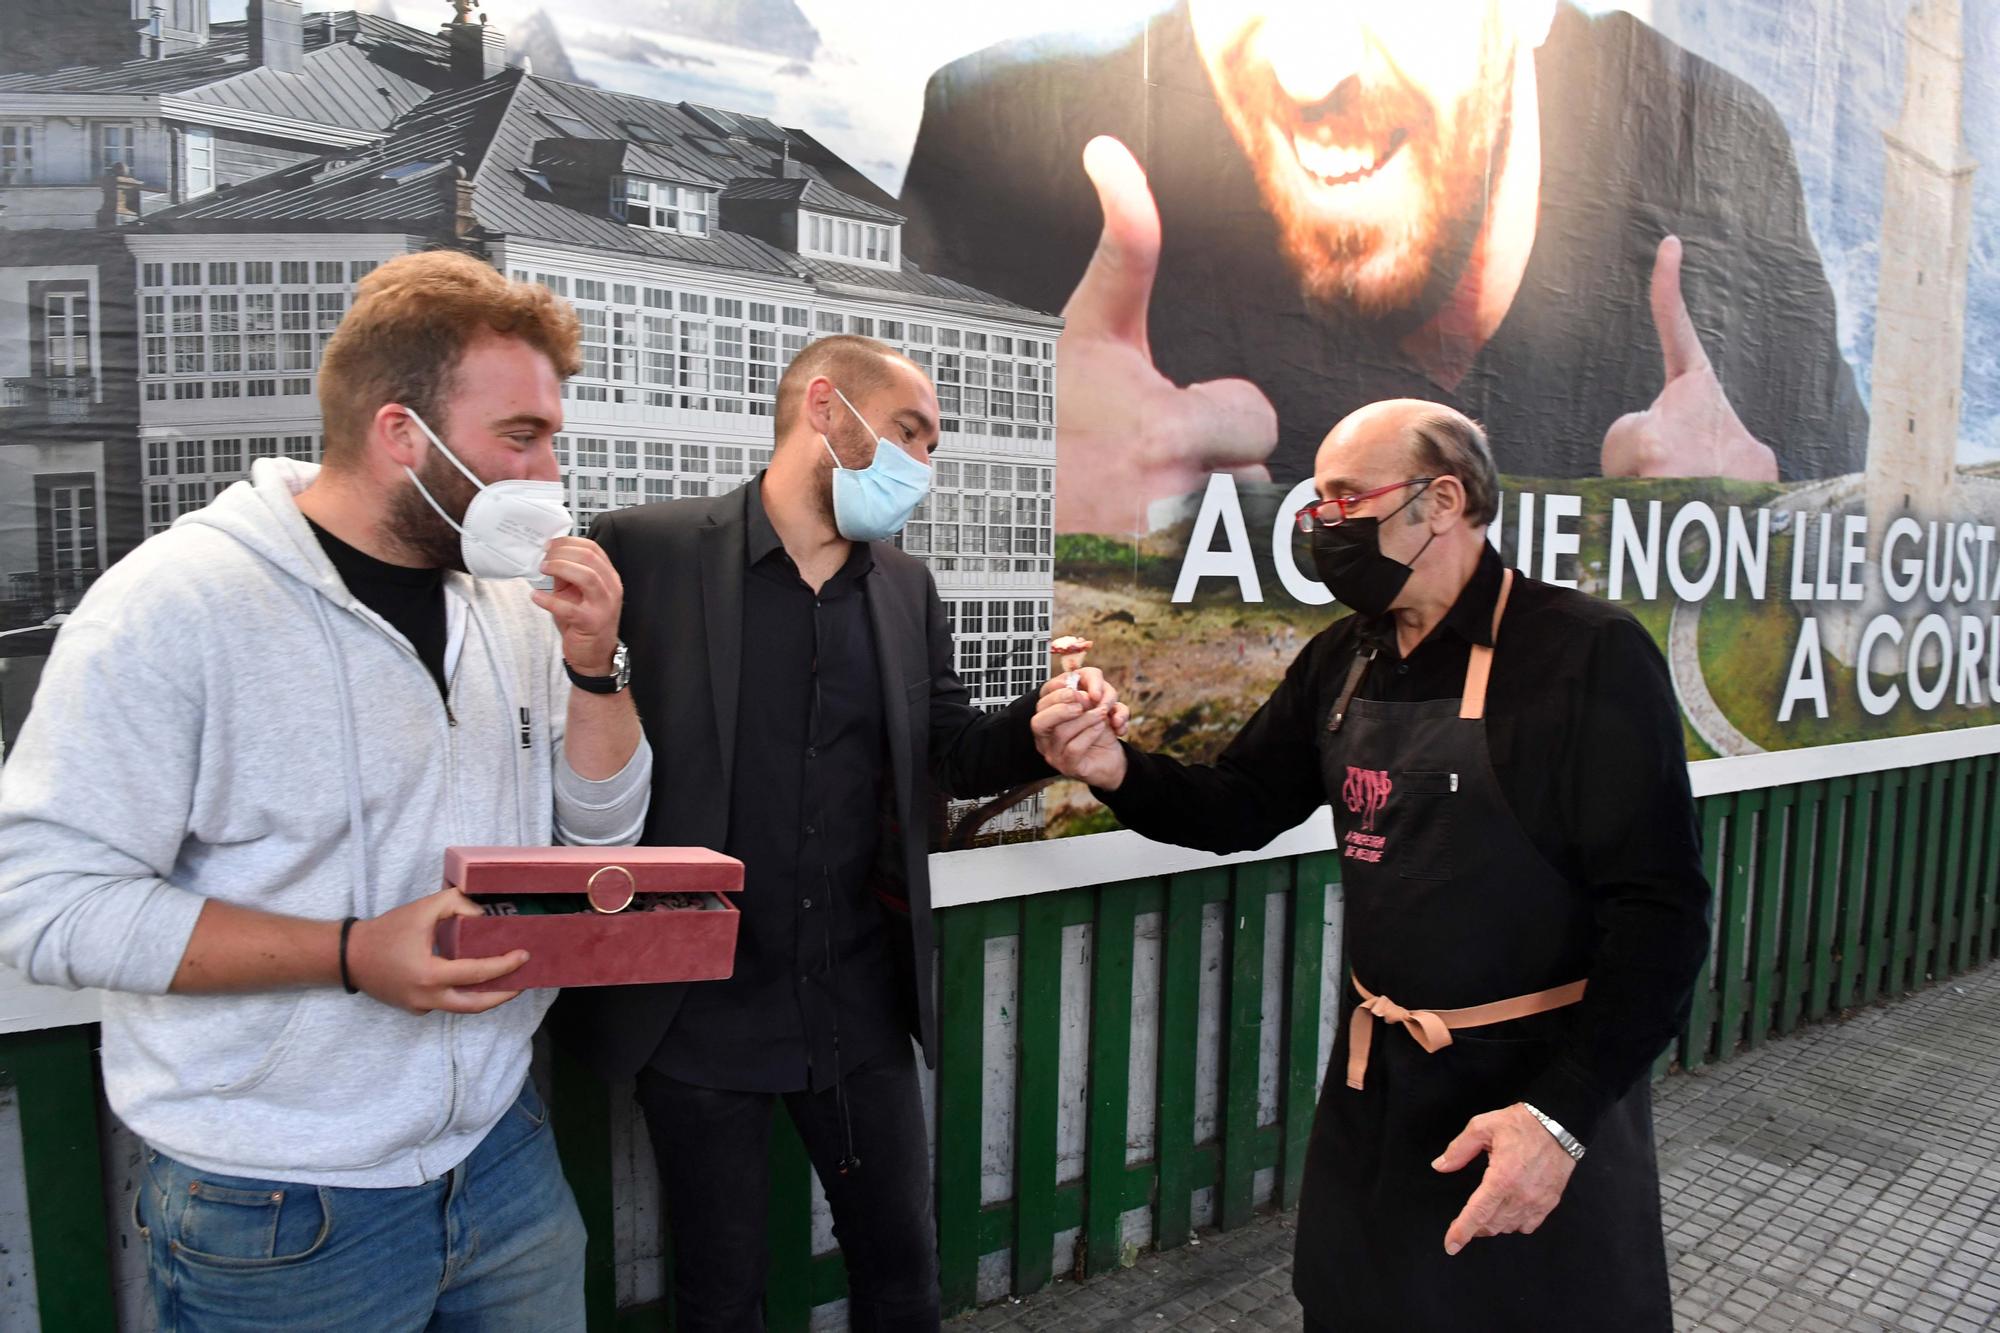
top-left (1289, 127), bottom-right (1410, 187)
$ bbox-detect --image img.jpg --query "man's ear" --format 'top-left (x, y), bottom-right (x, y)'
top-left (1427, 476), bottom-right (1467, 529)
top-left (802, 375), bottom-right (838, 439)
top-left (374, 404), bottom-right (425, 470)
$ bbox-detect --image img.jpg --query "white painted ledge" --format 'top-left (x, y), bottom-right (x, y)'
top-left (932, 724), bottom-right (2000, 905)
top-left (5, 725), bottom-right (1996, 1034)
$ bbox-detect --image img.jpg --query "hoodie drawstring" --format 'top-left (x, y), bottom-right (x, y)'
top-left (310, 595), bottom-right (375, 920)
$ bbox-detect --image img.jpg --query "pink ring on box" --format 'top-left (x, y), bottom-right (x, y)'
top-left (586, 864), bottom-right (637, 914)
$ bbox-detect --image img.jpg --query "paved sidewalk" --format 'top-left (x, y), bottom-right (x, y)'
top-left (952, 961), bottom-right (2000, 1332)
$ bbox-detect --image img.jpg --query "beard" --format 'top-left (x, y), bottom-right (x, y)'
top-left (1211, 28), bottom-right (1515, 324)
top-left (816, 412), bottom-right (876, 532)
top-left (384, 447), bottom-right (478, 571)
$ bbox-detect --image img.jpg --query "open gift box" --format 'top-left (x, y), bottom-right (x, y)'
top-left (434, 846), bottom-right (744, 990)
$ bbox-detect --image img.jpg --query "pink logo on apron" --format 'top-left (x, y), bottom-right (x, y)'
top-left (1342, 766), bottom-right (1393, 862)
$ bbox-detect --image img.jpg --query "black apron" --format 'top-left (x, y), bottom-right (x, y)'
top-left (1297, 571), bottom-right (1672, 1331)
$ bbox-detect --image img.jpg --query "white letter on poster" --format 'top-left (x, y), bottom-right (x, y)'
top-left (1541, 493), bottom-right (1582, 588)
top-left (1841, 515), bottom-right (1868, 601)
top-left (1514, 491), bottom-right (1536, 575)
top-left (1273, 477), bottom-right (1332, 606)
top-left (1173, 473), bottom-right (1263, 604)
top-left (1778, 618), bottom-right (1829, 722)
top-left (1882, 518), bottom-right (1925, 604)
top-left (1857, 615), bottom-right (1904, 717)
top-left (1814, 513), bottom-right (1840, 600)
top-left (1957, 615), bottom-right (1986, 707)
top-left (1789, 510), bottom-right (1815, 599)
top-left (1667, 502), bottom-right (1722, 602)
top-left (1724, 506), bottom-right (1769, 600)
top-left (1907, 614), bottom-right (1952, 712)
top-left (1608, 499), bottom-right (1660, 601)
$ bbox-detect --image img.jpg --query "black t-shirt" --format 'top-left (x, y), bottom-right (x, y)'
top-left (307, 518), bottom-right (449, 698)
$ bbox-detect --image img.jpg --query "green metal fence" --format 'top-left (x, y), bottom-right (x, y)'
top-left (5, 756), bottom-right (1999, 1330)
top-left (1679, 756), bottom-right (2000, 1073)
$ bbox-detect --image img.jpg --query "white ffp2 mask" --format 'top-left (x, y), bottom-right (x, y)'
top-left (400, 408), bottom-right (573, 583)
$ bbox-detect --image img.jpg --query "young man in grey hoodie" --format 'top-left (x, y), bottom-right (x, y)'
top-left (0, 250), bottom-right (652, 1330)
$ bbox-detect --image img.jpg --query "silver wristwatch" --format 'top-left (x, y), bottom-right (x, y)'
top-left (1523, 1103), bottom-right (1586, 1161)
top-left (564, 641), bottom-right (630, 695)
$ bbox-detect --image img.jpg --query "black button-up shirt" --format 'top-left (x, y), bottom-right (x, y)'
top-left (652, 481), bottom-right (906, 1093)
top-left (1097, 543), bottom-right (1712, 1142)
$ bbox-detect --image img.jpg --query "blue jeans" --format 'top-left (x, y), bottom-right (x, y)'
top-left (136, 1078), bottom-right (585, 1332)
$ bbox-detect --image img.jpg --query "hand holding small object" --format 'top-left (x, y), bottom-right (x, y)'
top-left (1051, 634), bottom-right (1094, 693)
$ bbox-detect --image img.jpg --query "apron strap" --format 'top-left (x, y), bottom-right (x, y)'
top-left (1327, 647), bottom-right (1377, 735)
top-left (1457, 568), bottom-right (1516, 721)
top-left (1345, 972), bottom-right (1586, 1091)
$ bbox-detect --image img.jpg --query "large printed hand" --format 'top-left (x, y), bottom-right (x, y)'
top-left (1056, 137), bottom-right (1279, 535)
top-left (1601, 236), bottom-right (1779, 482)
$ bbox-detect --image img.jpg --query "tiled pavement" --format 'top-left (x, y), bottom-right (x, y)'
top-left (951, 961), bottom-right (2000, 1332)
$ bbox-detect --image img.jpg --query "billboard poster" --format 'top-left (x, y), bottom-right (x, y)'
top-left (0, 0), bottom-right (1994, 850)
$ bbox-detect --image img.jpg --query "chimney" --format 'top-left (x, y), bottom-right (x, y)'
top-left (451, 166), bottom-right (479, 238)
top-left (446, 6), bottom-right (508, 87)
top-left (247, 0), bottom-right (305, 76)
top-left (774, 141), bottom-right (806, 179)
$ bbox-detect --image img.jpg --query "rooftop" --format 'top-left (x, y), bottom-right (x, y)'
top-left (0, 13), bottom-right (453, 136)
top-left (145, 66), bottom-right (1047, 318)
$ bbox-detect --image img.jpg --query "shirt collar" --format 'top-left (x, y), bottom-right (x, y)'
top-left (1354, 541), bottom-right (1506, 652)
top-left (744, 472), bottom-right (876, 580)
top-left (1438, 542), bottom-right (1506, 648)
top-left (746, 474), bottom-right (784, 567)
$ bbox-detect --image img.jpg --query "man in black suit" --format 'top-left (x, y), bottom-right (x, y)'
top-left (550, 335), bottom-right (1127, 1331)
top-left (899, 0), bottom-right (1866, 535)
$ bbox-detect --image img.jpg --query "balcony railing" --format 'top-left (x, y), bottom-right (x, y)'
top-left (0, 376), bottom-right (97, 419)
top-left (0, 568), bottom-right (97, 632)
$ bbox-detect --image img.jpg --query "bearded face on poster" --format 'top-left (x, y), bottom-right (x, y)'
top-left (901, 0), bottom-right (1859, 536)
top-left (1193, 0), bottom-right (1529, 321)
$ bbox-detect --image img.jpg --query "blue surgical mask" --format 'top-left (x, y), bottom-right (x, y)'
top-left (823, 386), bottom-right (932, 541)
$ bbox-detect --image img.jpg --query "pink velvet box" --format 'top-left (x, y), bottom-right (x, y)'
top-left (434, 846), bottom-right (744, 990)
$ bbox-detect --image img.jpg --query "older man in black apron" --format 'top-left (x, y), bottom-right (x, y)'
top-left (1033, 399), bottom-right (1711, 1331)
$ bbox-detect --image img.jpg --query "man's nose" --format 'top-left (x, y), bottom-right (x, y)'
top-left (1253, 12), bottom-right (1368, 107)
top-left (527, 443), bottom-right (561, 484)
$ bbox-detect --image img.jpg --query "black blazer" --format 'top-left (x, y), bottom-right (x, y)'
top-left (548, 480), bottom-right (1051, 1081)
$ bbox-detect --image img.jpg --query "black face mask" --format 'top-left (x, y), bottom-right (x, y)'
top-left (1309, 492), bottom-right (1437, 618)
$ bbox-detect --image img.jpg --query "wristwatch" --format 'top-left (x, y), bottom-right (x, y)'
top-left (565, 642), bottom-right (630, 695)
top-left (1523, 1103), bottom-right (1587, 1162)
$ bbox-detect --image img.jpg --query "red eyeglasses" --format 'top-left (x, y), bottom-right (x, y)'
top-left (1294, 478), bottom-right (1435, 534)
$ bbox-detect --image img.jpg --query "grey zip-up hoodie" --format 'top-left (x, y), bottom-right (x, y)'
top-left (0, 459), bottom-right (652, 1187)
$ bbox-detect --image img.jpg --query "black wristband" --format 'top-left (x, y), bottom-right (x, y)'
top-left (338, 916), bottom-right (360, 995)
